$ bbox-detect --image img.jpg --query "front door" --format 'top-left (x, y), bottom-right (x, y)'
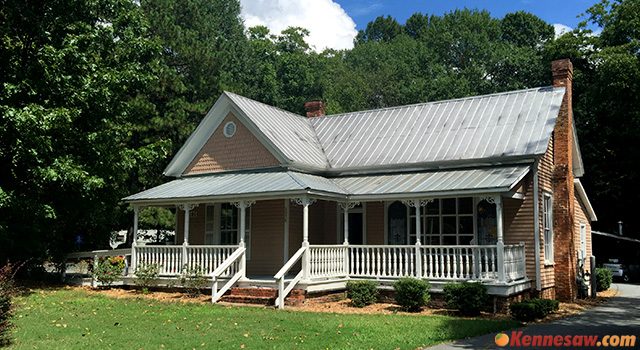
top-left (348, 212), bottom-right (364, 245)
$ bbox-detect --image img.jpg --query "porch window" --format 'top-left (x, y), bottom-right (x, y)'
top-left (543, 193), bottom-right (554, 262)
top-left (204, 204), bottom-right (252, 258)
top-left (387, 201), bottom-right (407, 245)
top-left (410, 198), bottom-right (474, 245)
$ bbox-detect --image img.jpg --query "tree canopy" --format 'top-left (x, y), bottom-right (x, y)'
top-left (1, 0), bottom-right (638, 264)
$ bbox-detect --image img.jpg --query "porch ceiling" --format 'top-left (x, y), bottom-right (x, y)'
top-left (123, 165), bottom-right (530, 205)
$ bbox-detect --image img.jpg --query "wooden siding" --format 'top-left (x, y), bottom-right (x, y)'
top-left (366, 202), bottom-right (385, 245)
top-left (538, 136), bottom-right (555, 289)
top-left (503, 173), bottom-right (536, 284)
top-left (247, 200), bottom-right (285, 275)
top-left (183, 112), bottom-right (279, 174)
top-left (574, 196), bottom-right (593, 272)
top-left (176, 205), bottom-right (206, 245)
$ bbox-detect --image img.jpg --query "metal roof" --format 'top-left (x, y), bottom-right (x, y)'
top-left (124, 165), bottom-right (529, 204)
top-left (310, 86), bottom-right (565, 169)
top-left (335, 165), bottom-right (529, 199)
top-left (123, 171), bottom-right (348, 204)
top-left (225, 92), bottom-right (329, 168)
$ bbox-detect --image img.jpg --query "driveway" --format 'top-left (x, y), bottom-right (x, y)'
top-left (427, 283), bottom-right (640, 350)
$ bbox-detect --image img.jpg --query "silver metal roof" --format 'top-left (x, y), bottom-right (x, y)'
top-left (225, 92), bottom-right (329, 168)
top-left (124, 165), bottom-right (529, 203)
top-left (310, 86), bottom-right (565, 169)
top-left (336, 165), bottom-right (529, 200)
top-left (123, 171), bottom-right (347, 204)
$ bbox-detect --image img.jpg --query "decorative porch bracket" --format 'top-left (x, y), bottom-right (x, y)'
top-left (291, 197), bottom-right (316, 281)
top-left (402, 199), bottom-right (432, 277)
top-left (178, 203), bottom-right (199, 271)
top-left (231, 200), bottom-right (255, 280)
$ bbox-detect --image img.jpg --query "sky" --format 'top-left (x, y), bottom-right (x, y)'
top-left (239, 0), bottom-right (601, 52)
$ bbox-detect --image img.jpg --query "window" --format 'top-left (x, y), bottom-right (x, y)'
top-left (223, 121), bottom-right (236, 138)
top-left (409, 198), bottom-right (474, 245)
top-left (387, 201), bottom-right (407, 245)
top-left (204, 203), bottom-right (251, 258)
top-left (579, 222), bottom-right (586, 260)
top-left (543, 194), bottom-right (554, 262)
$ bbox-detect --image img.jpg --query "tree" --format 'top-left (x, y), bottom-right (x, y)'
top-left (0, 0), bottom-right (166, 263)
top-left (355, 15), bottom-right (405, 44)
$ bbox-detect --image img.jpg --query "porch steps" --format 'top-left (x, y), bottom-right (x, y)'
top-left (219, 287), bottom-right (305, 307)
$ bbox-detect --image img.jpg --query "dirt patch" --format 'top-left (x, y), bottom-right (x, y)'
top-left (292, 289), bottom-right (620, 322)
top-left (30, 284), bottom-right (619, 322)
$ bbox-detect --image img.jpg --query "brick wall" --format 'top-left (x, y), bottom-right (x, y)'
top-left (552, 59), bottom-right (577, 302)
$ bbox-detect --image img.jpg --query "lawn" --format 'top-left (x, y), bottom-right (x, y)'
top-left (8, 288), bottom-right (520, 349)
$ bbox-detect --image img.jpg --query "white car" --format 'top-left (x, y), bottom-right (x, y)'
top-left (603, 259), bottom-right (630, 282)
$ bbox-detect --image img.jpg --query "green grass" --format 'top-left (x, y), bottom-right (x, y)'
top-left (9, 288), bottom-right (520, 349)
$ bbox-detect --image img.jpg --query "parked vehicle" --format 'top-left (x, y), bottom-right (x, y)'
top-left (603, 259), bottom-right (640, 282)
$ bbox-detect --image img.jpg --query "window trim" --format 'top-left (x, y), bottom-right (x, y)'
top-left (543, 193), bottom-right (554, 263)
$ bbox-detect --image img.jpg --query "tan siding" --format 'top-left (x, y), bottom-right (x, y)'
top-left (366, 202), bottom-right (385, 245)
top-left (184, 112), bottom-right (279, 174)
top-left (503, 174), bottom-right (536, 284)
top-left (247, 200), bottom-right (285, 275)
top-left (574, 196), bottom-right (592, 272)
top-left (176, 205), bottom-right (206, 245)
top-left (323, 201), bottom-right (338, 244)
top-left (538, 136), bottom-right (555, 289)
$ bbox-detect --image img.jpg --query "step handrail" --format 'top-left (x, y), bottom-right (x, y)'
top-left (211, 246), bottom-right (246, 303)
top-left (274, 246), bottom-right (307, 309)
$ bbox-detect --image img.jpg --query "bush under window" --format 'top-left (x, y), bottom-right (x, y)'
top-left (346, 280), bottom-right (379, 307)
top-left (442, 281), bottom-right (488, 316)
top-left (393, 278), bottom-right (431, 312)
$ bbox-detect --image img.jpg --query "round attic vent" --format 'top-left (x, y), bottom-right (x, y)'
top-left (223, 121), bottom-right (236, 138)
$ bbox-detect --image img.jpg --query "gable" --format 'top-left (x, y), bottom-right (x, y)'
top-left (183, 112), bottom-right (279, 175)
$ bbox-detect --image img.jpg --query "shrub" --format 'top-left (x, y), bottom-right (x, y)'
top-left (346, 280), bottom-right (379, 307)
top-left (393, 278), bottom-right (431, 312)
top-left (0, 262), bottom-right (21, 346)
top-left (509, 298), bottom-right (559, 322)
top-left (133, 262), bottom-right (161, 294)
top-left (180, 265), bottom-right (207, 297)
top-left (595, 268), bottom-right (612, 292)
top-left (442, 282), bottom-right (489, 316)
top-left (91, 256), bottom-right (125, 287)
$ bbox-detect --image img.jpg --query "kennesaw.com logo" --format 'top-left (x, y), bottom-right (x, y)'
top-left (495, 332), bottom-right (637, 347)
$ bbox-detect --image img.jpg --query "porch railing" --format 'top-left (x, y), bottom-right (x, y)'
top-left (503, 243), bottom-right (526, 282)
top-left (307, 244), bottom-right (526, 283)
top-left (134, 244), bottom-right (238, 276)
top-left (211, 246), bottom-right (246, 303)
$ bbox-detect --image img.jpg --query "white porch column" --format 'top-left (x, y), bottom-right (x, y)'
top-left (293, 197), bottom-right (316, 281)
top-left (232, 200), bottom-right (255, 280)
top-left (131, 205), bottom-right (143, 273)
top-left (403, 199), bottom-right (430, 278)
top-left (179, 203), bottom-right (198, 269)
top-left (495, 195), bottom-right (505, 282)
top-left (339, 202), bottom-right (359, 245)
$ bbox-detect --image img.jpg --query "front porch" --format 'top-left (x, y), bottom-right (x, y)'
top-left (64, 240), bottom-right (528, 308)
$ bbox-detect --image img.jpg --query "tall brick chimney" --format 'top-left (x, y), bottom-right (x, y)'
top-left (305, 100), bottom-right (326, 118)
top-left (551, 59), bottom-right (577, 302)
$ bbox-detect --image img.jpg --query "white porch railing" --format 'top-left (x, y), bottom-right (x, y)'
top-left (306, 244), bottom-right (526, 283)
top-left (504, 243), bottom-right (526, 282)
top-left (212, 246), bottom-right (246, 303)
top-left (274, 246), bottom-right (308, 309)
top-left (134, 245), bottom-right (238, 276)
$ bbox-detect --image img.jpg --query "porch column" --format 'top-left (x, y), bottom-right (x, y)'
top-left (232, 200), bottom-right (255, 280)
top-left (403, 199), bottom-right (430, 278)
top-left (179, 203), bottom-right (198, 269)
top-left (293, 197), bottom-right (316, 281)
top-left (495, 195), bottom-right (505, 282)
top-left (339, 202), bottom-right (359, 245)
top-left (131, 205), bottom-right (144, 273)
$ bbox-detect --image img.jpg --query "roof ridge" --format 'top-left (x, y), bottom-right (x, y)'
top-left (223, 91), bottom-right (307, 120)
top-left (311, 86), bottom-right (558, 121)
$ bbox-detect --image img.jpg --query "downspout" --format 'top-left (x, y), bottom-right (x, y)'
top-left (533, 160), bottom-right (542, 291)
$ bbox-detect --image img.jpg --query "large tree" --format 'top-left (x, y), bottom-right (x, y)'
top-left (0, 0), bottom-right (166, 262)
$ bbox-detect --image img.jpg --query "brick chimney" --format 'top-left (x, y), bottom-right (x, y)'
top-left (305, 100), bottom-right (326, 118)
top-left (551, 59), bottom-right (577, 302)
